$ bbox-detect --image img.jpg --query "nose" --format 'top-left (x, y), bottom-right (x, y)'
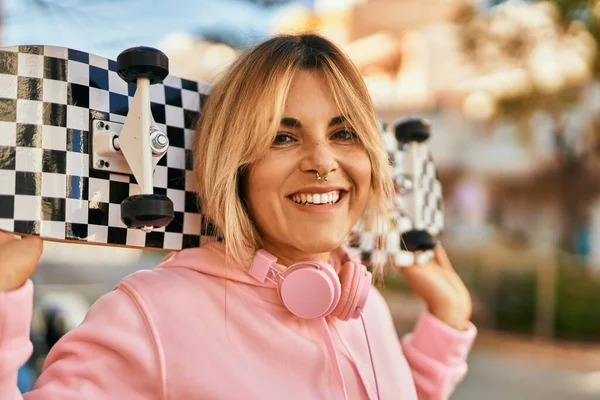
top-left (299, 141), bottom-right (338, 179)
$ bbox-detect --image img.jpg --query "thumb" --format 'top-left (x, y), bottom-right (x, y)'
top-left (0, 235), bottom-right (43, 292)
top-left (433, 245), bottom-right (454, 271)
top-left (0, 230), bottom-right (18, 245)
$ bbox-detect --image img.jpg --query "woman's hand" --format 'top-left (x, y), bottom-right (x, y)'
top-left (0, 231), bottom-right (43, 292)
top-left (399, 245), bottom-right (472, 331)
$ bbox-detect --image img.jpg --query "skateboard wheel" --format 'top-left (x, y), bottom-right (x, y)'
top-left (117, 46), bottom-right (169, 85)
top-left (120, 194), bottom-right (174, 229)
top-left (400, 230), bottom-right (437, 252)
top-left (394, 117), bottom-right (430, 144)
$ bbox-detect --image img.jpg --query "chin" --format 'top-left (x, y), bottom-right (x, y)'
top-left (296, 235), bottom-right (346, 255)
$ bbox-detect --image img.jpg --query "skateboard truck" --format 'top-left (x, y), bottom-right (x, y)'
top-left (393, 117), bottom-right (437, 254)
top-left (92, 46), bottom-right (174, 232)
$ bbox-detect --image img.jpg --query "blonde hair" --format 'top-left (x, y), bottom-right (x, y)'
top-left (193, 34), bottom-right (394, 278)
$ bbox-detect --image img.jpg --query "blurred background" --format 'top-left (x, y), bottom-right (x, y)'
top-left (3, 0), bottom-right (600, 398)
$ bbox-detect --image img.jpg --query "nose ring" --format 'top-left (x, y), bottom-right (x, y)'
top-left (316, 172), bottom-right (329, 182)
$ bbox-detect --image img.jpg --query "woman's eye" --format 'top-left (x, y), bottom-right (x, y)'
top-left (273, 132), bottom-right (296, 145)
top-left (332, 129), bottom-right (358, 141)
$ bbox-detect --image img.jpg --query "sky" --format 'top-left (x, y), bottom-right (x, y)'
top-left (1, 0), bottom-right (508, 59)
top-left (1, 0), bottom-right (300, 59)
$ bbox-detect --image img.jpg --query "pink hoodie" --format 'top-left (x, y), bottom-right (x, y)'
top-left (0, 241), bottom-right (477, 399)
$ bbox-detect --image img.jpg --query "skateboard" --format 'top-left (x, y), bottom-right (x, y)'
top-left (349, 117), bottom-right (444, 266)
top-left (0, 44), bottom-right (443, 267)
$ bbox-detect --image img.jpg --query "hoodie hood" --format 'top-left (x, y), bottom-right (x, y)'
top-left (155, 240), bottom-right (362, 288)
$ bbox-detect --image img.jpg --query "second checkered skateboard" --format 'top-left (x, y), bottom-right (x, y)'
top-left (0, 44), bottom-right (443, 266)
top-left (349, 118), bottom-right (444, 266)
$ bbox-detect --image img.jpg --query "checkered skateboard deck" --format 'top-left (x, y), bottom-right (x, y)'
top-left (0, 45), bottom-right (444, 266)
top-left (0, 44), bottom-right (212, 250)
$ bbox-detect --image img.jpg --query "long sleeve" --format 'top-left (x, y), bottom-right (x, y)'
top-left (401, 310), bottom-right (477, 399)
top-left (0, 279), bottom-right (164, 400)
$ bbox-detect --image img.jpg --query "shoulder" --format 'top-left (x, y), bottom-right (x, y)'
top-left (116, 263), bottom-right (189, 297)
top-left (363, 285), bottom-right (400, 334)
top-left (120, 242), bottom-right (223, 285)
top-left (365, 285), bottom-right (392, 315)
top-left (115, 242), bottom-right (236, 309)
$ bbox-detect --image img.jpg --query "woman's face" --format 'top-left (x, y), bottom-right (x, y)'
top-left (245, 70), bottom-right (372, 266)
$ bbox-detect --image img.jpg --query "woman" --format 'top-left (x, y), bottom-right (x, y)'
top-left (0, 34), bottom-right (476, 399)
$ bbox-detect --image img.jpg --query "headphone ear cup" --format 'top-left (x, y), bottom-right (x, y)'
top-left (333, 262), bottom-right (372, 321)
top-left (279, 261), bottom-right (341, 319)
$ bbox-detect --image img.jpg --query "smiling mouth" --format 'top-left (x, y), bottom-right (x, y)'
top-left (288, 190), bottom-right (344, 205)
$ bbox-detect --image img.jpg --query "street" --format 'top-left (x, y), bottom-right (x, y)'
top-left (455, 349), bottom-right (600, 400)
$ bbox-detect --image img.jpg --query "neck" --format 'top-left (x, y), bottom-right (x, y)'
top-left (261, 240), bottom-right (331, 268)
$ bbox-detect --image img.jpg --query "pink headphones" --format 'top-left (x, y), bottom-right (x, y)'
top-left (248, 249), bottom-right (372, 321)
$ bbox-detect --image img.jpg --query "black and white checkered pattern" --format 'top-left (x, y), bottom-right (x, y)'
top-left (0, 45), bottom-right (215, 250)
top-left (0, 45), bottom-right (444, 261)
top-left (347, 122), bottom-right (444, 266)
top-left (389, 138), bottom-right (444, 233)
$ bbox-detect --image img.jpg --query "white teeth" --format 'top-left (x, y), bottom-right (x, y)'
top-left (290, 190), bottom-right (341, 205)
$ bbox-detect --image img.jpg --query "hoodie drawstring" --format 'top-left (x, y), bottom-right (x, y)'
top-left (319, 317), bottom-right (349, 399)
top-left (320, 316), bottom-right (381, 400)
top-left (360, 314), bottom-right (381, 400)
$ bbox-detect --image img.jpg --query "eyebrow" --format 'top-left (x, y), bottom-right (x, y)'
top-left (280, 115), bottom-right (347, 128)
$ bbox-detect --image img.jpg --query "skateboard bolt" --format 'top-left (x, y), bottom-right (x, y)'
top-left (396, 175), bottom-right (413, 195)
top-left (149, 129), bottom-right (169, 155)
top-left (154, 135), bottom-right (167, 147)
top-left (96, 159), bottom-right (105, 168)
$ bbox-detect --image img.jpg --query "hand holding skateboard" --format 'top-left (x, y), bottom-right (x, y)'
top-left (0, 231), bottom-right (43, 292)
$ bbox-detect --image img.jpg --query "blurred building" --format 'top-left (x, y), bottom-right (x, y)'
top-left (158, 0), bottom-right (599, 255)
